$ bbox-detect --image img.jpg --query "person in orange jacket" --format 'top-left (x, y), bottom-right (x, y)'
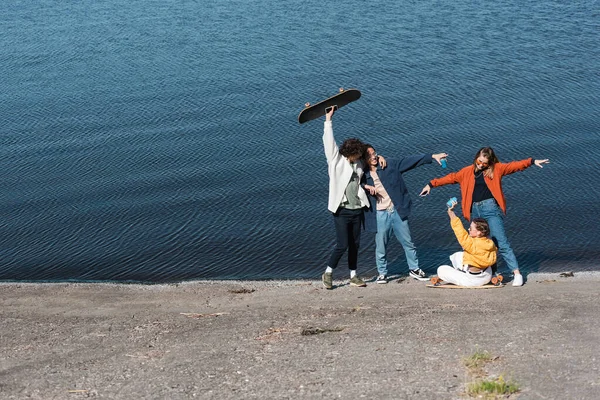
top-left (420, 147), bottom-right (549, 286)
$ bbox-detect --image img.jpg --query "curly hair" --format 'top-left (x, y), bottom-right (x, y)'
top-left (339, 138), bottom-right (366, 160)
top-left (471, 218), bottom-right (490, 237)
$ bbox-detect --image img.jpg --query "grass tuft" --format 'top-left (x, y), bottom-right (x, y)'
top-left (463, 349), bottom-right (493, 370)
top-left (467, 375), bottom-right (520, 397)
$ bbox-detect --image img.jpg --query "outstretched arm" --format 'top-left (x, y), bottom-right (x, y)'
top-left (421, 169), bottom-right (462, 196)
top-left (432, 152), bottom-right (448, 166)
top-left (396, 153), bottom-right (434, 174)
top-left (420, 164), bottom-right (463, 196)
top-left (498, 157), bottom-right (548, 175)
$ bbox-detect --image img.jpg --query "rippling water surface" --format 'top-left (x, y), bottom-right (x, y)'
top-left (1, 0), bottom-right (599, 282)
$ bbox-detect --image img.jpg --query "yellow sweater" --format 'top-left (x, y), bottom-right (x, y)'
top-left (451, 217), bottom-right (498, 269)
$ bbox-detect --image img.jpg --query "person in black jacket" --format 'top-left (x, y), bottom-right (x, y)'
top-left (362, 145), bottom-right (447, 283)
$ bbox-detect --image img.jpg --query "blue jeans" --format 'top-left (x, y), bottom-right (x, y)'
top-left (375, 208), bottom-right (419, 276)
top-left (470, 198), bottom-right (519, 272)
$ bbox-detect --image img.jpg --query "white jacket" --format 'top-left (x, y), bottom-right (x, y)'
top-left (323, 121), bottom-right (369, 213)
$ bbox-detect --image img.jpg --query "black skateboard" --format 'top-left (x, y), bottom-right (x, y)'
top-left (298, 88), bottom-right (361, 124)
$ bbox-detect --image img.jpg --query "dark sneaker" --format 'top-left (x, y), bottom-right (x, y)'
top-left (409, 268), bottom-right (429, 281)
top-left (349, 276), bottom-right (367, 287)
top-left (376, 274), bottom-right (387, 284)
top-left (322, 273), bottom-right (333, 290)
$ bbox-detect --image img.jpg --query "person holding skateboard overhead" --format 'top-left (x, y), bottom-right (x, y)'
top-left (321, 107), bottom-right (385, 289)
top-left (361, 145), bottom-right (448, 283)
top-left (420, 147), bottom-right (550, 286)
top-left (433, 199), bottom-right (498, 287)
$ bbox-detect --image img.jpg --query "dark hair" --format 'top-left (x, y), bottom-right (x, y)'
top-left (340, 138), bottom-right (366, 159)
top-left (362, 143), bottom-right (375, 164)
top-left (471, 218), bottom-right (490, 237)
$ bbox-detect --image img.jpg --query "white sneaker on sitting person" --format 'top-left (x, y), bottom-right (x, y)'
top-left (512, 274), bottom-right (524, 287)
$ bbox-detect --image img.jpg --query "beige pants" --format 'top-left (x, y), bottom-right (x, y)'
top-left (437, 251), bottom-right (491, 287)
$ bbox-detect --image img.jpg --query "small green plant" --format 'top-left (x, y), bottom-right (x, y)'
top-left (462, 350), bottom-right (520, 397)
top-left (467, 375), bottom-right (520, 397)
top-left (463, 349), bottom-right (493, 370)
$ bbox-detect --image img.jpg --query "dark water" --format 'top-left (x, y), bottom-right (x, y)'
top-left (1, 0), bottom-right (599, 282)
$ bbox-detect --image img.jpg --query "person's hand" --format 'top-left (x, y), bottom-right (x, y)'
top-left (364, 185), bottom-right (377, 196)
top-left (432, 153), bottom-right (448, 165)
top-left (325, 106), bottom-right (335, 121)
top-left (447, 202), bottom-right (457, 218)
top-left (419, 184), bottom-right (431, 197)
top-left (378, 155), bottom-right (387, 169)
top-left (447, 198), bottom-right (458, 218)
top-left (534, 159), bottom-right (549, 168)
top-left (447, 199), bottom-right (457, 210)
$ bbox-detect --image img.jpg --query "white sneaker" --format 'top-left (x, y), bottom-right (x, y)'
top-left (512, 274), bottom-right (523, 287)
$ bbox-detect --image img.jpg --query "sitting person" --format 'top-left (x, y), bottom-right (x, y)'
top-left (436, 200), bottom-right (498, 287)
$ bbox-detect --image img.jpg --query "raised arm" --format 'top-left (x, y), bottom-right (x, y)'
top-left (450, 217), bottom-right (476, 253)
top-left (447, 202), bottom-right (474, 252)
top-left (322, 107), bottom-right (340, 163)
top-left (447, 200), bottom-right (458, 219)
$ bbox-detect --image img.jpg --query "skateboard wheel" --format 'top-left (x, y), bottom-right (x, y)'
top-left (305, 102), bottom-right (311, 107)
top-left (339, 87), bottom-right (344, 92)
top-left (491, 275), bottom-right (503, 286)
top-left (430, 277), bottom-right (442, 286)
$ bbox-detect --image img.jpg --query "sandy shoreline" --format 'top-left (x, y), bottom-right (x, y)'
top-left (4, 271), bottom-right (600, 288)
top-left (2, 272), bottom-right (599, 399)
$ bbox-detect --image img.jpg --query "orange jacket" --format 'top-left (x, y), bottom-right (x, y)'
top-left (429, 158), bottom-right (533, 220)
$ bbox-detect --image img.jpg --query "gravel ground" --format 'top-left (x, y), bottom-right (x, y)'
top-left (1, 272), bottom-right (599, 399)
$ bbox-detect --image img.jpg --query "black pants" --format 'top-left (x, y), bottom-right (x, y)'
top-left (328, 207), bottom-right (363, 270)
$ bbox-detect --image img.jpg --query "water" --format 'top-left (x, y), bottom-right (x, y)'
top-left (1, 0), bottom-right (599, 282)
